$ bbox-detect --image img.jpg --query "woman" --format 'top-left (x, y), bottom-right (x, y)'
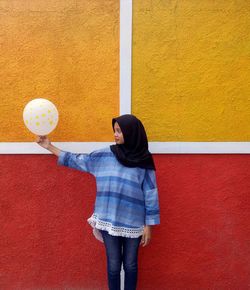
top-left (37, 114), bottom-right (160, 290)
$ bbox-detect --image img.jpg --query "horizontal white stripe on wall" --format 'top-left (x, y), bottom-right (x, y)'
top-left (1, 142), bottom-right (250, 154)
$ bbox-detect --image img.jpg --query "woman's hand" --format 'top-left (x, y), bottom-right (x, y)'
top-left (36, 135), bottom-right (51, 149)
top-left (36, 135), bottom-right (61, 156)
top-left (140, 225), bottom-right (152, 247)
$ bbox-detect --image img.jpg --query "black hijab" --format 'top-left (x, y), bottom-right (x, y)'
top-left (110, 114), bottom-right (156, 170)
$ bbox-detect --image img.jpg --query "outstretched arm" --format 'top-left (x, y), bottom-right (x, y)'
top-left (37, 136), bottom-right (98, 176)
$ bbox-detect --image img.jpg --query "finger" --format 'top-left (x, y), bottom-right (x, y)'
top-left (37, 135), bottom-right (45, 144)
top-left (36, 136), bottom-right (41, 143)
top-left (143, 238), bottom-right (151, 247)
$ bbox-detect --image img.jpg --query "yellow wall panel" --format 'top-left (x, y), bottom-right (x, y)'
top-left (132, 0), bottom-right (250, 141)
top-left (0, 0), bottom-right (119, 141)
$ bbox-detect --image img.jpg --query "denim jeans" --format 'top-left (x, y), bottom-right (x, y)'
top-left (100, 230), bottom-right (142, 290)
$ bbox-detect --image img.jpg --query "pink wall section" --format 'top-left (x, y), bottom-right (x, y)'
top-left (1, 154), bottom-right (250, 289)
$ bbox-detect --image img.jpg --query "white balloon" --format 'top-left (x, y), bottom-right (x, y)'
top-left (23, 98), bottom-right (59, 135)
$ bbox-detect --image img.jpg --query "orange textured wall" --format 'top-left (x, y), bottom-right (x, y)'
top-left (0, 0), bottom-right (119, 142)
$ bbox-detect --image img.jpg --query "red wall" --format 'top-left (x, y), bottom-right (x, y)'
top-left (1, 154), bottom-right (250, 289)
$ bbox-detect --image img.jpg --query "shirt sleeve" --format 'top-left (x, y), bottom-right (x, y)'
top-left (57, 151), bottom-right (96, 175)
top-left (142, 169), bottom-right (160, 226)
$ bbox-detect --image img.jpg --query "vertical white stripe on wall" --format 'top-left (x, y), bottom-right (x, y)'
top-left (120, 0), bottom-right (132, 115)
top-left (120, 2), bottom-right (132, 288)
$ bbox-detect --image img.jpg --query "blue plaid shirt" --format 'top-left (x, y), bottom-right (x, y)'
top-left (58, 146), bottom-right (160, 240)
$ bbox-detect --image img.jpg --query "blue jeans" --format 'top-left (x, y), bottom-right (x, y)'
top-left (100, 230), bottom-right (142, 290)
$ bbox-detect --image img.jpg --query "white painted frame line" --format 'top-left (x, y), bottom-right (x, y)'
top-left (1, 142), bottom-right (250, 154)
top-left (1, 0), bottom-right (249, 154)
top-left (120, 0), bottom-right (132, 115)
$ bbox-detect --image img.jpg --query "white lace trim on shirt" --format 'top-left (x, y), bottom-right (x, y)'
top-left (87, 214), bottom-right (144, 243)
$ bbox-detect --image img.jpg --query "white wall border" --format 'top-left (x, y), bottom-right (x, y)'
top-left (120, 0), bottom-right (132, 115)
top-left (1, 142), bottom-right (250, 154)
top-left (149, 142), bottom-right (250, 154)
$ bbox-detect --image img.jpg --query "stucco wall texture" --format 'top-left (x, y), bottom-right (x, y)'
top-left (1, 0), bottom-right (250, 290)
top-left (1, 155), bottom-right (250, 289)
top-left (132, 0), bottom-right (250, 141)
top-left (0, 0), bottom-right (119, 141)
